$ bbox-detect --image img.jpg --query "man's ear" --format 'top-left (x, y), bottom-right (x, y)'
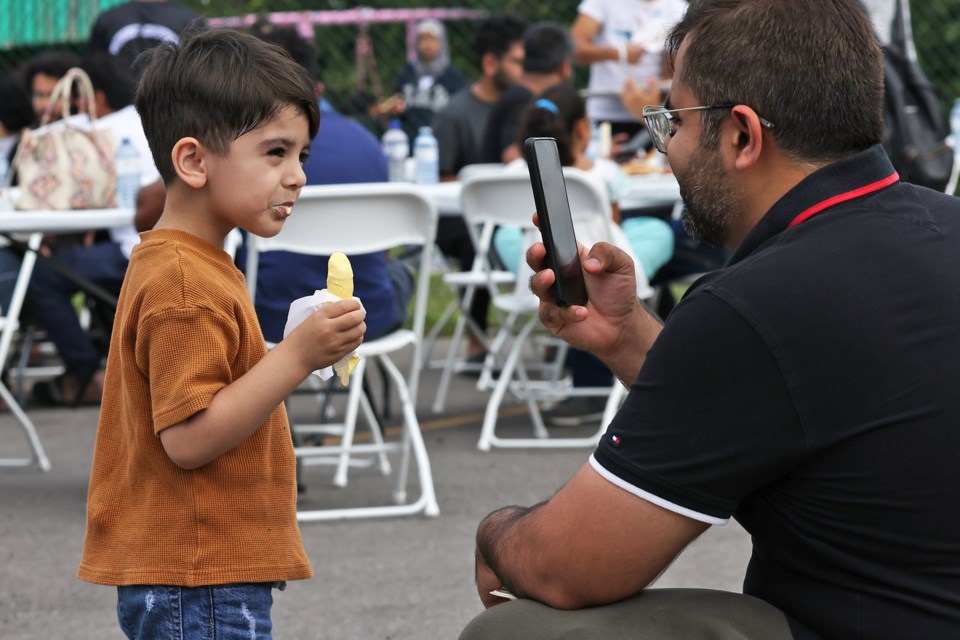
top-left (729, 105), bottom-right (765, 171)
top-left (171, 137), bottom-right (207, 189)
top-left (480, 52), bottom-right (498, 77)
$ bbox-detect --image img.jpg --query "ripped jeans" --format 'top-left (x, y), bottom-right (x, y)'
top-left (117, 583), bottom-right (277, 639)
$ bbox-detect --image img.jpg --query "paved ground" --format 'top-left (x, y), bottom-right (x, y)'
top-left (0, 339), bottom-right (751, 639)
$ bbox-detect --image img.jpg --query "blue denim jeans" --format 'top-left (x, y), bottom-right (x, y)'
top-left (117, 583), bottom-right (276, 639)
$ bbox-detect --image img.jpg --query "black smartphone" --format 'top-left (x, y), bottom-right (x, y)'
top-left (524, 136), bottom-right (588, 307)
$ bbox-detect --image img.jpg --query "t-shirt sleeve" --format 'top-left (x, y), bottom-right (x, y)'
top-left (592, 289), bottom-right (806, 524)
top-left (138, 305), bottom-right (241, 432)
top-left (432, 106), bottom-right (460, 177)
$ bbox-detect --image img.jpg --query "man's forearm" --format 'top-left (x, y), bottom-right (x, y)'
top-left (475, 503), bottom-right (546, 599)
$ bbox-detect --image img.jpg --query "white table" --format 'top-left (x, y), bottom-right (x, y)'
top-left (418, 172), bottom-right (680, 216)
top-left (0, 200), bottom-right (134, 472)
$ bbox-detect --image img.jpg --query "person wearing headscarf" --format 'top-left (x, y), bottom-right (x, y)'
top-left (385, 19), bottom-right (468, 142)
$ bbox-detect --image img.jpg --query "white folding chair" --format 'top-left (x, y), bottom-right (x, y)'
top-left (460, 169), bottom-right (639, 451)
top-left (246, 183), bottom-right (439, 520)
top-left (425, 165), bottom-right (519, 414)
top-left (0, 233), bottom-right (51, 471)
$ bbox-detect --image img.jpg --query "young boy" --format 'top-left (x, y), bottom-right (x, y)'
top-left (77, 29), bottom-right (366, 637)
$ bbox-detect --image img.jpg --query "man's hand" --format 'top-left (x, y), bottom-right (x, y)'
top-left (476, 550), bottom-right (510, 609)
top-left (528, 234), bottom-right (639, 354)
top-left (527, 215), bottom-right (662, 383)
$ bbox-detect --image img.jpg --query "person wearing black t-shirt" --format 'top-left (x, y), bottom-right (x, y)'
top-left (86, 0), bottom-right (203, 77)
top-left (480, 21), bottom-right (574, 165)
top-left (462, 1), bottom-right (960, 639)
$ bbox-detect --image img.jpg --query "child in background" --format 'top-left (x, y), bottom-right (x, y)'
top-left (495, 83), bottom-right (674, 426)
top-left (77, 29), bottom-right (366, 637)
top-left (495, 83), bottom-right (674, 282)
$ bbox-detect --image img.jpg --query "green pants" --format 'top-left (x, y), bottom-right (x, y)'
top-left (459, 589), bottom-right (794, 640)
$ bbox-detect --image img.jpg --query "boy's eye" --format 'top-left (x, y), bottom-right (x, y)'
top-left (299, 152), bottom-right (310, 165)
top-left (268, 147), bottom-right (286, 157)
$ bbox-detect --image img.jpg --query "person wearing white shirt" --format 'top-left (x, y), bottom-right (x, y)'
top-left (571, 0), bottom-right (687, 137)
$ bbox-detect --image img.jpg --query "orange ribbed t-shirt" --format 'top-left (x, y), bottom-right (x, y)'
top-left (78, 229), bottom-right (312, 587)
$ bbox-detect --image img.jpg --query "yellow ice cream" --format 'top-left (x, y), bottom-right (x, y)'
top-left (327, 252), bottom-right (360, 385)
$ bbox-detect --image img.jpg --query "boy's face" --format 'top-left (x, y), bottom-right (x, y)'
top-left (204, 107), bottom-right (311, 238)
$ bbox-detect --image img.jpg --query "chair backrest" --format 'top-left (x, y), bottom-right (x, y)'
top-left (245, 183), bottom-right (438, 396)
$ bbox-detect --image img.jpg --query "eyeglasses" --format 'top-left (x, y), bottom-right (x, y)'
top-left (641, 104), bottom-right (776, 153)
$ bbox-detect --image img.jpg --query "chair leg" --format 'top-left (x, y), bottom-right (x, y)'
top-left (0, 380), bottom-right (51, 472)
top-left (332, 359), bottom-right (367, 488)
top-left (357, 375), bottom-right (392, 476)
top-left (432, 305), bottom-right (469, 413)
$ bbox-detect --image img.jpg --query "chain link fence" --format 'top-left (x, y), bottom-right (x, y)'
top-left (1, 1), bottom-right (958, 124)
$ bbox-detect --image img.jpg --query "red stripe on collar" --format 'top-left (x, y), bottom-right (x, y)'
top-left (788, 171), bottom-right (900, 227)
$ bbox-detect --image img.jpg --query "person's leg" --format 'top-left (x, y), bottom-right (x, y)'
top-left (437, 215), bottom-right (490, 353)
top-left (117, 583), bottom-right (276, 640)
top-left (24, 242), bottom-right (127, 380)
top-left (459, 589), bottom-right (793, 640)
top-left (0, 247), bottom-right (22, 313)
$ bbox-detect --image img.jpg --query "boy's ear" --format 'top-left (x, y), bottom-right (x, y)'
top-left (171, 137), bottom-right (207, 189)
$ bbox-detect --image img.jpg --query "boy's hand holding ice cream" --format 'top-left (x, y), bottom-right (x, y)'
top-left (283, 252), bottom-right (363, 385)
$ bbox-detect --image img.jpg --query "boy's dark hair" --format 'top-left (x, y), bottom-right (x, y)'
top-left (667, 0), bottom-right (883, 163)
top-left (23, 50), bottom-right (82, 88)
top-left (522, 22), bottom-right (574, 75)
top-left (249, 19), bottom-right (319, 83)
top-left (135, 28), bottom-right (320, 184)
top-left (518, 84), bottom-right (585, 167)
top-left (474, 14), bottom-right (528, 62)
top-left (81, 53), bottom-right (135, 112)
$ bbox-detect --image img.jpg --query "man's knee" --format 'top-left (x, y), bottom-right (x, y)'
top-left (459, 589), bottom-right (793, 640)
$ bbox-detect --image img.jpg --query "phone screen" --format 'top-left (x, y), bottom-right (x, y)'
top-left (524, 137), bottom-right (588, 307)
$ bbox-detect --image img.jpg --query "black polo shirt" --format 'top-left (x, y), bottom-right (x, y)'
top-left (593, 145), bottom-right (960, 639)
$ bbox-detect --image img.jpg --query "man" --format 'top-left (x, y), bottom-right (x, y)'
top-left (27, 53), bottom-right (161, 406)
top-left (480, 22), bottom-right (574, 165)
top-left (430, 14), bottom-right (526, 362)
top-left (86, 0), bottom-right (203, 77)
top-left (463, 1), bottom-right (960, 639)
top-left (433, 14), bottom-right (527, 180)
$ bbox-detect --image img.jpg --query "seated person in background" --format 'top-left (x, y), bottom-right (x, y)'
top-left (22, 50), bottom-right (82, 123)
top-left (481, 21), bottom-right (574, 165)
top-left (374, 19), bottom-right (467, 144)
top-left (433, 14), bottom-right (527, 180)
top-left (431, 13), bottom-right (527, 362)
top-left (0, 71), bottom-right (36, 167)
top-left (26, 53), bottom-right (161, 406)
top-left (245, 22), bottom-right (414, 344)
top-left (0, 72), bottom-right (36, 311)
top-left (494, 84), bottom-right (674, 426)
top-left (495, 84), bottom-right (674, 279)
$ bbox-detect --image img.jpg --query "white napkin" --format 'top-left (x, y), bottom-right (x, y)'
top-left (283, 289), bottom-right (364, 380)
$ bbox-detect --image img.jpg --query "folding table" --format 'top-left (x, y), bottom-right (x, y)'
top-left (0, 200), bottom-right (133, 472)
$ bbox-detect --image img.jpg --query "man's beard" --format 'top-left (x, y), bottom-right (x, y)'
top-left (492, 67), bottom-right (513, 92)
top-left (676, 146), bottom-right (744, 247)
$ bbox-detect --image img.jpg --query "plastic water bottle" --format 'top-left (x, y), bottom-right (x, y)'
top-left (413, 126), bottom-right (439, 185)
top-left (950, 98), bottom-right (960, 154)
top-left (115, 137), bottom-right (141, 209)
top-left (381, 119), bottom-right (409, 182)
